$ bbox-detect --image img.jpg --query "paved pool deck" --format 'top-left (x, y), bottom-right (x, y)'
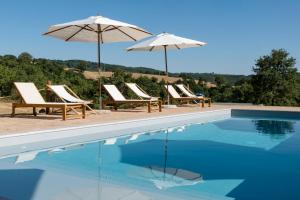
top-left (0, 102), bottom-right (300, 135)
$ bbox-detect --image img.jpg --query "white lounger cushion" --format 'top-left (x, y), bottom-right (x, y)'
top-left (14, 82), bottom-right (46, 104)
top-left (126, 83), bottom-right (158, 101)
top-left (14, 82), bottom-right (82, 106)
top-left (164, 85), bottom-right (181, 98)
top-left (48, 85), bottom-right (85, 103)
top-left (176, 84), bottom-right (197, 97)
top-left (126, 83), bottom-right (151, 99)
top-left (103, 85), bottom-right (127, 101)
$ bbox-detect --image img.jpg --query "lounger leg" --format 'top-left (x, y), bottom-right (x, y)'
top-left (33, 107), bottom-right (37, 116)
top-left (82, 105), bottom-right (86, 119)
top-left (202, 101), bottom-right (204, 108)
top-left (101, 101), bottom-right (105, 110)
top-left (147, 102), bottom-right (151, 113)
top-left (208, 99), bottom-right (211, 107)
top-left (11, 104), bottom-right (16, 117)
top-left (62, 105), bottom-right (67, 121)
top-left (114, 104), bottom-right (118, 111)
top-left (159, 101), bottom-right (162, 112)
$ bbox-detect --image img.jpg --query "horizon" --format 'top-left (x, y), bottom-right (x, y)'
top-left (0, 0), bottom-right (299, 75)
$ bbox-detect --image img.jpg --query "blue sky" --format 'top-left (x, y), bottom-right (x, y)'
top-left (0, 0), bottom-right (299, 75)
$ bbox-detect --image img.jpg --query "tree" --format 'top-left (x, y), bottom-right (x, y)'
top-left (0, 54), bottom-right (97, 103)
top-left (76, 61), bottom-right (88, 72)
top-left (214, 76), bottom-right (227, 87)
top-left (135, 76), bottom-right (160, 97)
top-left (18, 52), bottom-right (33, 64)
top-left (0, 65), bottom-right (16, 96)
top-left (251, 49), bottom-right (299, 106)
top-left (232, 80), bottom-right (253, 103)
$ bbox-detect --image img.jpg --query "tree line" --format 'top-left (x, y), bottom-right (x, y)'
top-left (0, 49), bottom-right (299, 106)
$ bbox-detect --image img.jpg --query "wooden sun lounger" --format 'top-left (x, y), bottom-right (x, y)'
top-left (125, 83), bottom-right (159, 101)
top-left (175, 84), bottom-right (211, 107)
top-left (102, 84), bottom-right (162, 113)
top-left (165, 85), bottom-right (211, 107)
top-left (12, 82), bottom-right (86, 120)
top-left (47, 84), bottom-right (96, 114)
top-left (125, 83), bottom-right (161, 110)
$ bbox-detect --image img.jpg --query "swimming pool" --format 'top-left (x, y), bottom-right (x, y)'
top-left (0, 109), bottom-right (299, 200)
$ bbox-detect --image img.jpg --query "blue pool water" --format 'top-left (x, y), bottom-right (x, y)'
top-left (0, 116), bottom-right (300, 200)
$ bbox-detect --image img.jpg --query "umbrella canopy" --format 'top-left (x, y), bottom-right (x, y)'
top-left (43, 15), bottom-right (152, 109)
top-left (127, 33), bottom-right (206, 105)
top-left (44, 15), bottom-right (152, 43)
top-left (127, 32), bottom-right (206, 51)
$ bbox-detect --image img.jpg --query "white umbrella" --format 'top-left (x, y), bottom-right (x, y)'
top-left (127, 32), bottom-right (206, 105)
top-left (43, 15), bottom-right (152, 109)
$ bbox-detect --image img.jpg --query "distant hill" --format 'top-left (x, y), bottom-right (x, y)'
top-left (56, 59), bottom-right (165, 75)
top-left (173, 72), bottom-right (250, 85)
top-left (57, 59), bottom-right (250, 85)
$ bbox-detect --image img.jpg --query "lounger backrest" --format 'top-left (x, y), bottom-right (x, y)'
top-left (14, 82), bottom-right (46, 104)
top-left (126, 83), bottom-right (151, 99)
top-left (176, 84), bottom-right (196, 97)
top-left (164, 85), bottom-right (181, 98)
top-left (103, 85), bottom-right (126, 101)
top-left (48, 85), bottom-right (83, 103)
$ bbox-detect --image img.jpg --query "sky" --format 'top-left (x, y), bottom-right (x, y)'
top-left (0, 0), bottom-right (299, 75)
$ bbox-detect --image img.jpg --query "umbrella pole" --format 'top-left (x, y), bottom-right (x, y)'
top-left (163, 129), bottom-right (169, 180)
top-left (97, 25), bottom-right (102, 110)
top-left (164, 45), bottom-right (170, 105)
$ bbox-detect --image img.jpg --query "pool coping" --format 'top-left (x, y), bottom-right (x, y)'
top-left (0, 109), bottom-right (231, 157)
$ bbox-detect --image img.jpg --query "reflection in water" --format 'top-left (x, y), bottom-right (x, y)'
top-left (147, 166), bottom-right (203, 190)
top-left (252, 120), bottom-right (295, 138)
top-left (15, 151), bottom-right (39, 164)
top-left (1, 118), bottom-right (299, 200)
top-left (49, 144), bottom-right (85, 154)
top-left (144, 130), bottom-right (203, 190)
top-left (97, 141), bottom-right (103, 200)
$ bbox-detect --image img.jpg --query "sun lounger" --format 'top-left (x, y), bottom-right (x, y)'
top-left (102, 84), bottom-right (162, 113)
top-left (12, 82), bottom-right (86, 120)
top-left (176, 84), bottom-right (211, 107)
top-left (165, 85), bottom-right (211, 107)
top-left (47, 84), bottom-right (96, 113)
top-left (125, 83), bottom-right (159, 100)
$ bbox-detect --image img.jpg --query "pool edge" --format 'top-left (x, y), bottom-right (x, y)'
top-left (0, 109), bottom-right (231, 149)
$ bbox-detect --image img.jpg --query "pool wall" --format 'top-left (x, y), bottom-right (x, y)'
top-left (232, 109), bottom-right (300, 120)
